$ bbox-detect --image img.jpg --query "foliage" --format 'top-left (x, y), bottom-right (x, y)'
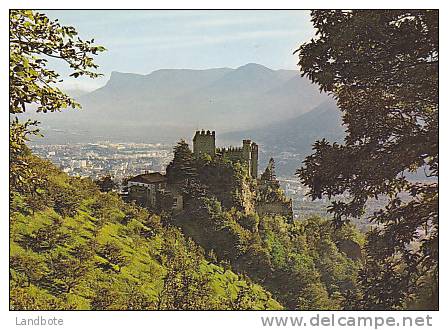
top-left (257, 158), bottom-right (289, 205)
top-left (261, 158), bottom-right (278, 183)
top-left (46, 250), bottom-right (91, 294)
top-left (166, 140), bottom-right (197, 184)
top-left (10, 155), bottom-right (281, 310)
top-left (165, 139), bottom-right (361, 309)
top-left (168, 141), bottom-right (254, 211)
top-left (296, 10), bottom-right (438, 309)
top-left (156, 230), bottom-right (214, 310)
top-left (9, 10), bottom-right (105, 196)
top-left (9, 10), bottom-right (284, 311)
top-left (10, 10), bottom-right (105, 115)
top-left (9, 119), bottom-right (42, 199)
top-left (94, 175), bottom-right (118, 192)
top-left (196, 156), bottom-right (249, 209)
top-left (20, 217), bottom-right (70, 252)
top-left (97, 241), bottom-right (130, 273)
top-left (177, 193), bottom-right (362, 310)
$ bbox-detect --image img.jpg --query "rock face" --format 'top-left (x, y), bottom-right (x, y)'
top-left (336, 239), bottom-right (362, 260)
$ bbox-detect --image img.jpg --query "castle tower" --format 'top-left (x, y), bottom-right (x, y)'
top-left (242, 139), bottom-right (252, 177)
top-left (250, 142), bottom-right (258, 179)
top-left (242, 139), bottom-right (251, 161)
top-left (193, 130), bottom-right (216, 157)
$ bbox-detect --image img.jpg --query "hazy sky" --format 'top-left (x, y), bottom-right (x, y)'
top-left (43, 10), bottom-right (316, 91)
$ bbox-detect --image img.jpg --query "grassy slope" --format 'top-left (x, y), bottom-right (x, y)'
top-left (10, 156), bottom-right (282, 310)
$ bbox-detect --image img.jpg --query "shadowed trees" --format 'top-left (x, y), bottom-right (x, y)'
top-left (296, 10), bottom-right (438, 310)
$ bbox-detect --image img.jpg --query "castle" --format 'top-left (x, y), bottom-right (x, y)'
top-left (193, 130), bottom-right (258, 179)
top-left (127, 130), bottom-right (261, 214)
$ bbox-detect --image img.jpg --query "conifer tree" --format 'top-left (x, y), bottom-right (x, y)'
top-left (261, 158), bottom-right (277, 182)
top-left (166, 140), bottom-right (197, 184)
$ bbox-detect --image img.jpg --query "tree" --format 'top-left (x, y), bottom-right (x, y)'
top-left (90, 278), bottom-right (154, 310)
top-left (258, 158), bottom-right (287, 205)
top-left (94, 175), bottom-right (118, 192)
top-left (90, 284), bottom-right (121, 310)
top-left (50, 186), bottom-right (82, 217)
top-left (10, 285), bottom-right (73, 310)
top-left (46, 251), bottom-right (90, 294)
top-left (261, 158), bottom-right (277, 182)
top-left (10, 10), bottom-right (105, 195)
top-left (156, 232), bottom-right (214, 310)
top-left (165, 140), bottom-right (197, 184)
top-left (296, 10), bottom-right (438, 309)
top-left (98, 242), bottom-right (130, 273)
top-left (20, 217), bottom-right (70, 252)
top-left (10, 254), bottom-right (47, 287)
top-left (9, 120), bottom-right (42, 198)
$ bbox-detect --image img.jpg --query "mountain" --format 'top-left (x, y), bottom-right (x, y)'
top-left (28, 63), bottom-right (331, 144)
top-left (221, 99), bottom-right (346, 176)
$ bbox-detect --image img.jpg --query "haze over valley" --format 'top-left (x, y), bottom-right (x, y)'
top-left (29, 63), bottom-right (344, 175)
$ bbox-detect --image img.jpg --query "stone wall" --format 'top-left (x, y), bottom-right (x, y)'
top-left (193, 130), bottom-right (216, 157)
top-left (193, 130), bottom-right (258, 178)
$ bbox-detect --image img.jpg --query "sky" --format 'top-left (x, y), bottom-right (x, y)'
top-left (43, 10), bottom-right (316, 91)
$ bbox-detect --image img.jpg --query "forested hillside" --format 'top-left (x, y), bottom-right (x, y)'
top-left (10, 144), bottom-right (436, 311)
top-left (165, 141), bottom-right (364, 310)
top-left (10, 152), bottom-right (282, 310)
top-left (10, 146), bottom-right (367, 310)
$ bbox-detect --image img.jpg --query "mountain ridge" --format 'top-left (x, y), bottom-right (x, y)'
top-left (221, 99), bottom-right (345, 176)
top-left (28, 63), bottom-right (332, 144)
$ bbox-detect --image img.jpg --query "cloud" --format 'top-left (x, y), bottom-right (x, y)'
top-left (107, 28), bottom-right (307, 50)
top-left (60, 78), bottom-right (104, 92)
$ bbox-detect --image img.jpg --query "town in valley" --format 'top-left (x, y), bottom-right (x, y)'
top-left (30, 133), bottom-right (378, 229)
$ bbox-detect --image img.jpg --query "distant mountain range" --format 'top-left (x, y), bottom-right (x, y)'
top-left (223, 99), bottom-right (344, 152)
top-left (29, 63), bottom-right (334, 144)
top-left (222, 99), bottom-right (346, 176)
top-left (28, 63), bottom-right (345, 175)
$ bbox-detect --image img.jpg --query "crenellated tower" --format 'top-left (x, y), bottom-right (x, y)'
top-left (193, 130), bottom-right (258, 179)
top-left (193, 130), bottom-right (216, 157)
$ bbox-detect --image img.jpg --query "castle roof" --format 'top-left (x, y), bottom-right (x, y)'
top-left (128, 172), bottom-right (167, 184)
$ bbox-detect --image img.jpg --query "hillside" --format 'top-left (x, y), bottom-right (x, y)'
top-left (10, 147), bottom-right (364, 311)
top-left (28, 64), bottom-right (331, 144)
top-left (164, 142), bottom-right (363, 310)
top-left (9, 154), bottom-right (281, 310)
